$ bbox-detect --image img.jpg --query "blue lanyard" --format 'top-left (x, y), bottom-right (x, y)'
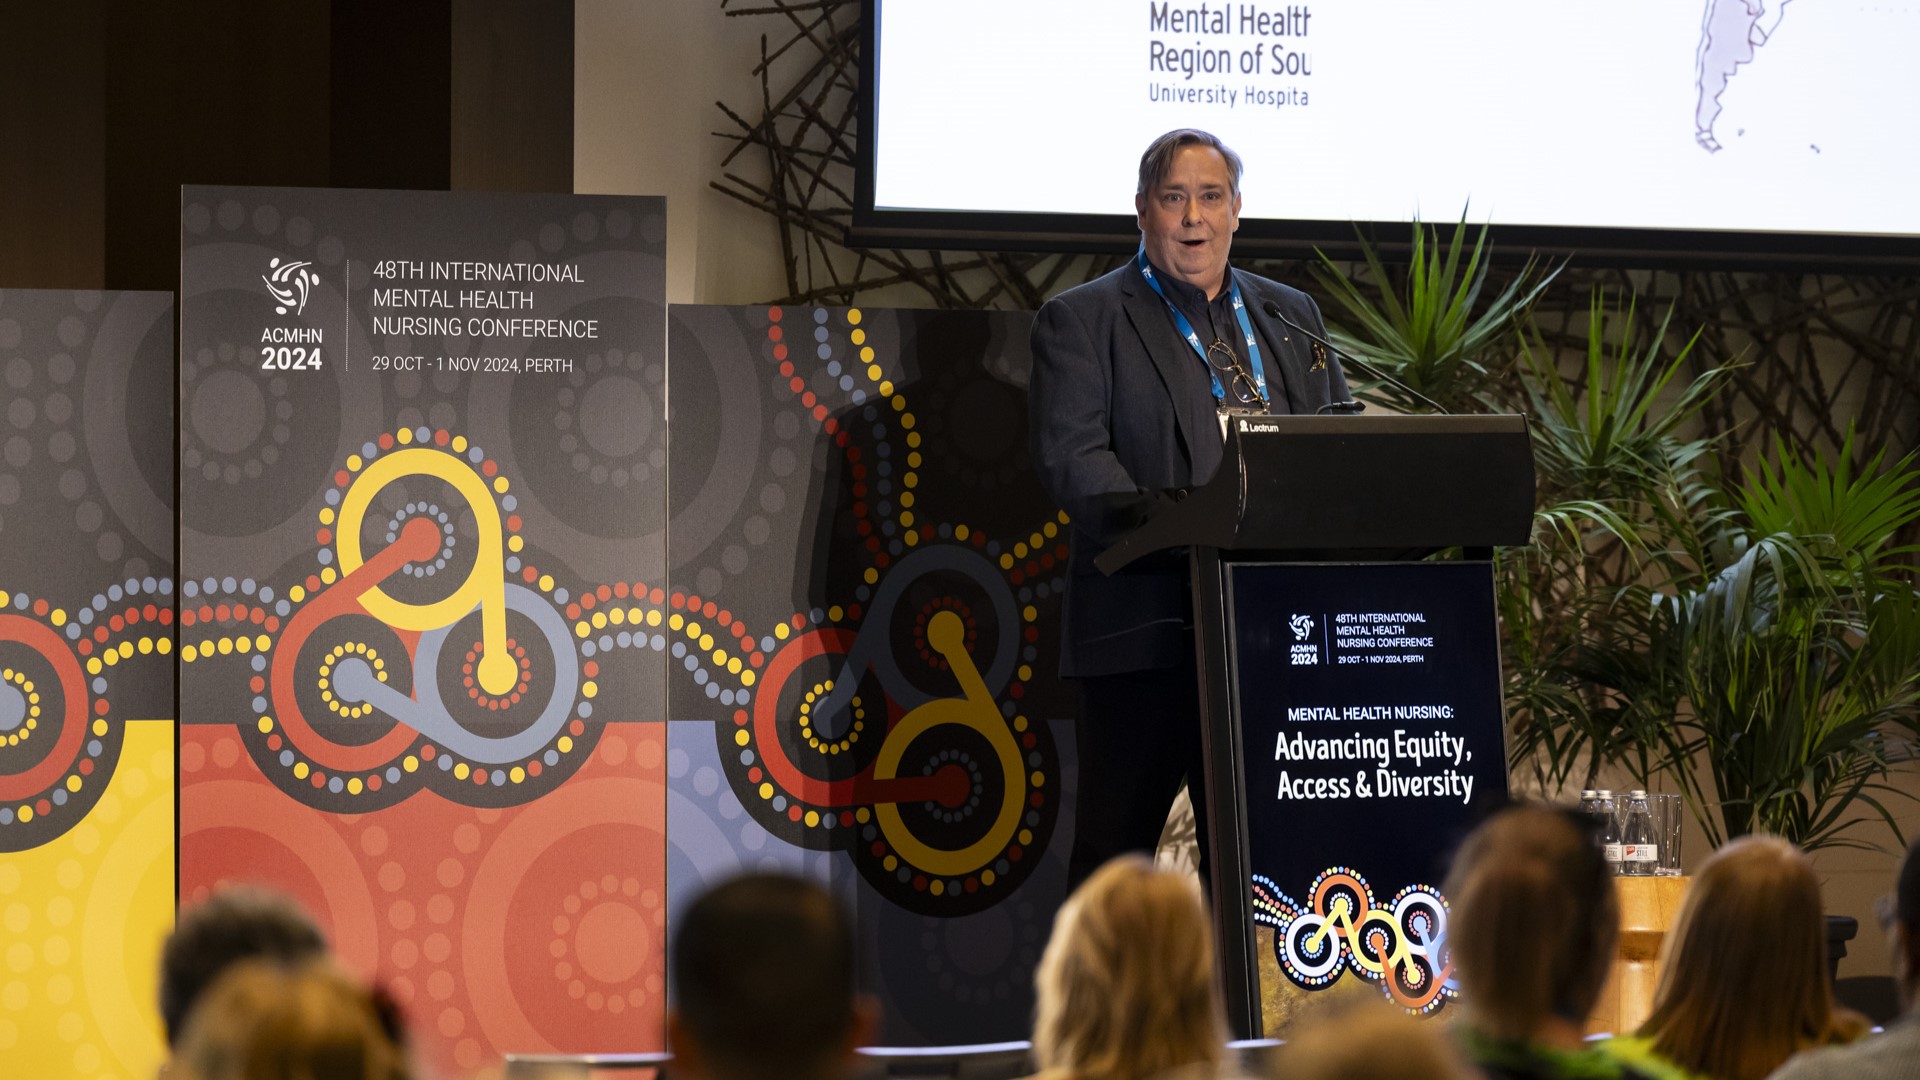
top-left (1135, 248), bottom-right (1269, 406)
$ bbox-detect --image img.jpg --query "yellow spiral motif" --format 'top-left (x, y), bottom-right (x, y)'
top-left (871, 611), bottom-right (1026, 878)
top-left (333, 447), bottom-right (516, 695)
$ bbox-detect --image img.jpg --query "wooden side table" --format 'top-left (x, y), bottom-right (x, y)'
top-left (1586, 875), bottom-right (1690, 1037)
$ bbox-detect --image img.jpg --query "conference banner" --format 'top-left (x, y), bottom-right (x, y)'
top-left (0, 289), bottom-right (177, 1080)
top-left (1229, 561), bottom-right (1507, 1028)
top-left (177, 187), bottom-right (667, 1073)
top-left (663, 305), bottom-right (1073, 1043)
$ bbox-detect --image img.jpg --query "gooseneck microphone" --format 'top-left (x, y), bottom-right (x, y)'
top-left (1262, 300), bottom-right (1452, 415)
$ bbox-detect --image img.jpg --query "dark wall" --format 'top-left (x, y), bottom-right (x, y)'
top-left (0, 3), bottom-right (107, 289)
top-left (0, 0), bottom-right (570, 292)
top-left (452, 0), bottom-right (574, 194)
top-left (331, 0), bottom-right (454, 192)
top-left (103, 0), bottom-right (334, 292)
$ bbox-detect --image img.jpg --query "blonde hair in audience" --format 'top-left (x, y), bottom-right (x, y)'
top-left (1445, 805), bottom-right (1618, 1043)
top-left (171, 959), bottom-right (410, 1080)
top-left (1269, 1000), bottom-right (1475, 1080)
top-left (1033, 855), bottom-right (1226, 1080)
top-left (1635, 835), bottom-right (1834, 1080)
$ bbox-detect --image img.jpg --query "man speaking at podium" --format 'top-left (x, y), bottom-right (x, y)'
top-left (1028, 129), bottom-right (1349, 887)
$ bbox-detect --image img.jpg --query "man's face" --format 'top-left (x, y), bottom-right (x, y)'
top-left (1135, 144), bottom-right (1242, 297)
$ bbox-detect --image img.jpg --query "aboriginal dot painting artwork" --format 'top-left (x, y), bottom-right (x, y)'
top-left (176, 187), bottom-right (671, 1075)
top-left (176, 187), bottom-right (1080, 1066)
top-left (0, 288), bottom-right (177, 1080)
top-left (665, 305), bottom-right (1074, 1043)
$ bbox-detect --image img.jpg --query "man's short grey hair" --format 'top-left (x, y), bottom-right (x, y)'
top-left (1137, 129), bottom-right (1244, 196)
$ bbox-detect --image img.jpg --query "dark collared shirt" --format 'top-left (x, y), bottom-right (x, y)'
top-left (1147, 259), bottom-right (1290, 414)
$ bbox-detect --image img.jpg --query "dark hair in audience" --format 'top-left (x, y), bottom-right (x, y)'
top-left (1444, 805), bottom-right (1617, 1044)
top-left (671, 872), bottom-right (858, 1079)
top-left (161, 886), bottom-right (328, 1047)
top-left (1635, 836), bottom-right (1834, 1080)
top-left (1137, 129), bottom-right (1244, 196)
top-left (1032, 855), bottom-right (1226, 1080)
top-left (171, 960), bottom-right (410, 1080)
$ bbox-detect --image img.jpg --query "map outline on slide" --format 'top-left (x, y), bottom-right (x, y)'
top-left (1695, 0), bottom-right (1793, 152)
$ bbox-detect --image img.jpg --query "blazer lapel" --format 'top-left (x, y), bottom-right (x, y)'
top-left (1120, 268), bottom-right (1204, 464)
top-left (1240, 271), bottom-right (1314, 415)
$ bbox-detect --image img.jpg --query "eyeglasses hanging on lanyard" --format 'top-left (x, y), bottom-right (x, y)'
top-left (1203, 338), bottom-right (1267, 408)
top-left (1135, 249), bottom-right (1271, 411)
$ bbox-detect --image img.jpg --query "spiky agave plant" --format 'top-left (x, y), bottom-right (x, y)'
top-left (1312, 215), bottom-right (1560, 412)
top-left (1501, 290), bottom-right (1732, 791)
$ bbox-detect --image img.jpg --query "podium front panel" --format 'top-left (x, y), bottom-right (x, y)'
top-left (1221, 560), bottom-right (1508, 1030)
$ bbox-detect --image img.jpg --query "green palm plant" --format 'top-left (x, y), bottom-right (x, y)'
top-left (1737, 430), bottom-right (1920, 574)
top-left (1312, 216), bottom-right (1561, 411)
top-left (1658, 545), bottom-right (1920, 850)
top-left (1584, 439), bottom-right (1920, 850)
top-left (1316, 219), bottom-right (1920, 853)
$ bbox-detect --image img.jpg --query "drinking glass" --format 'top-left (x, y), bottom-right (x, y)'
top-left (1651, 793), bottom-right (1684, 876)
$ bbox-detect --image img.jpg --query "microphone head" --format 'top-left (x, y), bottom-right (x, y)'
top-left (1262, 299), bottom-right (1283, 319)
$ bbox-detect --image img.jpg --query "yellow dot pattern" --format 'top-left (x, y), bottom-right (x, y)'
top-left (0, 722), bottom-right (174, 1078)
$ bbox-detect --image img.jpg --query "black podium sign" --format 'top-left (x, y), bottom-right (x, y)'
top-left (1227, 560), bottom-right (1505, 1026)
top-left (1096, 414), bottom-right (1533, 1035)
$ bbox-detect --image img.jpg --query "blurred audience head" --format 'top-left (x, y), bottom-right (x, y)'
top-left (1888, 833), bottom-right (1920, 1011)
top-left (169, 960), bottom-right (410, 1080)
top-left (668, 872), bottom-right (871, 1080)
top-left (1636, 835), bottom-right (1832, 1080)
top-left (161, 886), bottom-right (328, 1047)
top-left (1032, 854), bottom-right (1226, 1080)
top-left (1269, 1000), bottom-right (1475, 1080)
top-left (1444, 805), bottom-right (1617, 1045)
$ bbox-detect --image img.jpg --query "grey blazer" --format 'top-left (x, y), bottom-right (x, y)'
top-left (1028, 261), bottom-right (1349, 677)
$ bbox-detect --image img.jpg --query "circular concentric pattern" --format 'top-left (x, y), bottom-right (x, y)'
top-left (0, 720), bottom-right (174, 1077)
top-left (0, 290), bottom-right (174, 576)
top-left (461, 206), bottom-right (669, 581)
top-left (181, 346), bottom-right (293, 486)
top-left (869, 896), bottom-right (1045, 1037)
top-left (173, 297), bottom-right (1074, 920)
top-left (795, 679), bottom-right (864, 755)
top-left (462, 773), bottom-right (667, 1059)
top-left (548, 875), bottom-right (662, 1015)
top-left (0, 291), bottom-right (177, 851)
top-left (0, 596), bottom-right (142, 852)
top-left (915, 365), bottom-right (1028, 493)
top-left (180, 424), bottom-right (596, 812)
top-left (1271, 867), bottom-right (1458, 1014)
top-left (178, 197), bottom-right (372, 554)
